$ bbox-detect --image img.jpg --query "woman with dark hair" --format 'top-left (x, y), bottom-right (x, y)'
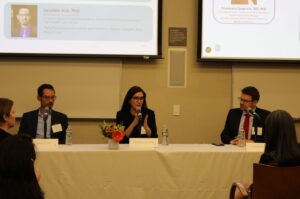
top-left (116, 86), bottom-right (157, 143)
top-left (0, 134), bottom-right (44, 199)
top-left (0, 98), bottom-right (15, 142)
top-left (260, 110), bottom-right (300, 166)
top-left (233, 110), bottom-right (300, 199)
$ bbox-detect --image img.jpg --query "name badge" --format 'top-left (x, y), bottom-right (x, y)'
top-left (52, 124), bottom-right (63, 133)
top-left (141, 126), bottom-right (146, 135)
top-left (251, 127), bottom-right (263, 136)
top-left (257, 127), bottom-right (263, 136)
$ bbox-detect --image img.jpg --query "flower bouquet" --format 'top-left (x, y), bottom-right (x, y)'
top-left (99, 121), bottom-right (125, 149)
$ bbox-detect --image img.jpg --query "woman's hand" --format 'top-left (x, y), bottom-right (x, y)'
top-left (143, 115), bottom-right (152, 137)
top-left (143, 114), bottom-right (148, 128)
top-left (124, 115), bottom-right (140, 137)
top-left (132, 115), bottom-right (140, 127)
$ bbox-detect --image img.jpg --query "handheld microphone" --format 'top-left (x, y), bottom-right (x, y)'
top-left (136, 107), bottom-right (142, 121)
top-left (136, 107), bottom-right (142, 137)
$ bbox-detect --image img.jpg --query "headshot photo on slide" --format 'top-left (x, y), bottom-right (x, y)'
top-left (11, 4), bottom-right (37, 38)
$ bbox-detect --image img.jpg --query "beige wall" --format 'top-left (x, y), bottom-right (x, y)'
top-left (3, 0), bottom-right (300, 144)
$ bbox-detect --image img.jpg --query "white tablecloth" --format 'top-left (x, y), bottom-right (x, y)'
top-left (36, 144), bottom-right (262, 199)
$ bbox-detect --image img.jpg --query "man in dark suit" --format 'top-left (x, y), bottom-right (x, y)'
top-left (221, 86), bottom-right (270, 145)
top-left (18, 84), bottom-right (68, 144)
top-left (11, 7), bottom-right (37, 38)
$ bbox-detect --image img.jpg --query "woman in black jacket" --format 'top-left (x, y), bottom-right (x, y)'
top-left (116, 86), bottom-right (157, 143)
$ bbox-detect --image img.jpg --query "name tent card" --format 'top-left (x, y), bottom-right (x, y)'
top-left (129, 138), bottom-right (158, 148)
top-left (33, 139), bottom-right (59, 149)
top-left (246, 143), bottom-right (265, 152)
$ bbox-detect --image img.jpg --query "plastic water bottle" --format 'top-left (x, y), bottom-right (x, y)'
top-left (161, 125), bottom-right (169, 145)
top-left (237, 129), bottom-right (245, 147)
top-left (66, 125), bottom-right (72, 145)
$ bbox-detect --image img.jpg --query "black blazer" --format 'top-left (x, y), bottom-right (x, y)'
top-left (18, 109), bottom-right (68, 144)
top-left (220, 107), bottom-right (270, 144)
top-left (116, 108), bottom-right (158, 144)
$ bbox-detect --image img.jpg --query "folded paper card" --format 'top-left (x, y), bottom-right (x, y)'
top-left (129, 138), bottom-right (158, 148)
top-left (246, 143), bottom-right (265, 152)
top-left (33, 139), bottom-right (59, 149)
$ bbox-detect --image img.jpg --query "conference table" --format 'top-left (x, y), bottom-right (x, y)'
top-left (36, 144), bottom-right (263, 199)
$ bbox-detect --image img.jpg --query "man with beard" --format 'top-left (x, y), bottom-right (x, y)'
top-left (18, 84), bottom-right (68, 144)
top-left (12, 6), bottom-right (37, 38)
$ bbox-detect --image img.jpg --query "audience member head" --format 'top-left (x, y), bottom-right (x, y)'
top-left (121, 86), bottom-right (148, 112)
top-left (239, 86), bottom-right (260, 111)
top-left (0, 98), bottom-right (15, 130)
top-left (0, 134), bottom-right (44, 199)
top-left (264, 110), bottom-right (300, 165)
top-left (37, 83), bottom-right (56, 109)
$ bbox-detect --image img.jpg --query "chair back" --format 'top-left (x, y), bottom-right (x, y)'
top-left (252, 163), bottom-right (300, 199)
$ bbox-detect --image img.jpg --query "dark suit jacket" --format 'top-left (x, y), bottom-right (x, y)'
top-left (220, 107), bottom-right (270, 144)
top-left (18, 109), bottom-right (68, 144)
top-left (0, 129), bottom-right (11, 143)
top-left (11, 24), bottom-right (37, 38)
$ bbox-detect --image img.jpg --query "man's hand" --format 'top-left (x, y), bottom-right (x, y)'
top-left (230, 138), bottom-right (239, 145)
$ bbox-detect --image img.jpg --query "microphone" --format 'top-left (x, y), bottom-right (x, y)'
top-left (43, 106), bottom-right (51, 139)
top-left (43, 106), bottom-right (51, 121)
top-left (136, 107), bottom-right (142, 121)
top-left (247, 108), bottom-right (262, 120)
top-left (136, 107), bottom-right (142, 137)
top-left (247, 108), bottom-right (261, 142)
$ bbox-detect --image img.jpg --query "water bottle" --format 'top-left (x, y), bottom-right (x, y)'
top-left (237, 129), bottom-right (245, 147)
top-left (66, 125), bottom-right (72, 145)
top-left (161, 125), bottom-right (169, 145)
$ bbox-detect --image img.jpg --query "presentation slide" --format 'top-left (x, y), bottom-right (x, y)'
top-left (199, 0), bottom-right (300, 61)
top-left (0, 0), bottom-right (160, 56)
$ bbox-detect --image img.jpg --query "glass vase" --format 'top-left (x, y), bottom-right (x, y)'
top-left (108, 138), bottom-right (119, 150)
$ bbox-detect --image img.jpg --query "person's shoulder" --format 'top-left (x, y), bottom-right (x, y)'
top-left (228, 108), bottom-right (241, 114)
top-left (22, 109), bottom-right (38, 117)
top-left (116, 110), bottom-right (123, 115)
top-left (259, 152), bottom-right (276, 165)
top-left (278, 157), bottom-right (300, 167)
top-left (230, 108), bottom-right (241, 111)
top-left (256, 107), bottom-right (271, 115)
top-left (116, 110), bottom-right (129, 119)
top-left (52, 110), bottom-right (68, 118)
top-left (144, 108), bottom-right (155, 115)
top-left (0, 129), bottom-right (10, 137)
top-left (117, 110), bottom-right (126, 115)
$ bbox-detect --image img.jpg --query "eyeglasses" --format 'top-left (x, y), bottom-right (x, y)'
top-left (238, 97), bottom-right (252, 103)
top-left (132, 96), bottom-right (144, 101)
top-left (42, 95), bottom-right (57, 101)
